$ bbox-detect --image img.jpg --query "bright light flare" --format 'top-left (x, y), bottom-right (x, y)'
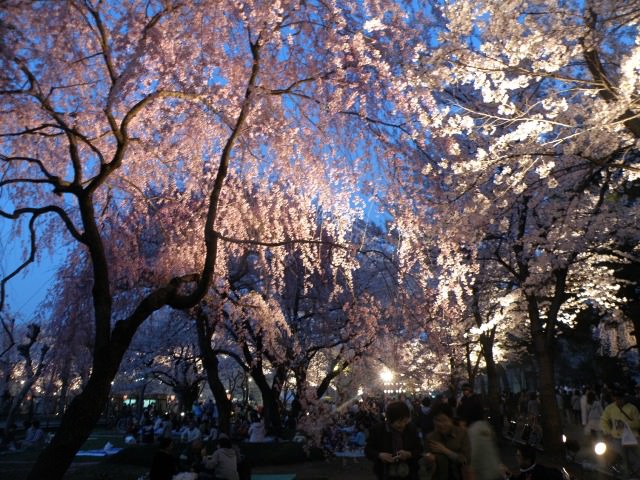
top-left (380, 368), bottom-right (394, 383)
top-left (594, 442), bottom-right (607, 456)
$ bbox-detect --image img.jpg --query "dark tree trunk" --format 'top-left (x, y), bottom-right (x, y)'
top-left (56, 366), bottom-right (70, 415)
top-left (534, 332), bottom-right (563, 458)
top-left (195, 306), bottom-right (234, 434)
top-left (174, 383), bottom-right (200, 413)
top-left (25, 38), bottom-right (271, 479)
top-left (480, 331), bottom-right (501, 433)
top-left (251, 366), bottom-right (284, 437)
top-left (526, 285), bottom-right (565, 461)
top-left (27, 359), bottom-right (117, 480)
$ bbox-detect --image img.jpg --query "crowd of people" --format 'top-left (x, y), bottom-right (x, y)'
top-left (0, 419), bottom-right (46, 452)
top-left (5, 381), bottom-right (640, 480)
top-left (355, 382), bottom-right (640, 480)
top-left (127, 401), bottom-right (269, 480)
top-left (362, 389), bottom-right (565, 480)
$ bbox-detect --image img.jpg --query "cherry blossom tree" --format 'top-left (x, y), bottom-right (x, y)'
top-left (388, 0), bottom-right (640, 455)
top-left (0, 2), bottom-right (432, 477)
top-left (197, 245), bottom-right (382, 436)
top-left (125, 310), bottom-right (205, 413)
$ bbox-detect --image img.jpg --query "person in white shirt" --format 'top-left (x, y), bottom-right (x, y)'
top-left (248, 416), bottom-right (266, 443)
top-left (203, 436), bottom-right (239, 480)
top-left (585, 391), bottom-right (603, 437)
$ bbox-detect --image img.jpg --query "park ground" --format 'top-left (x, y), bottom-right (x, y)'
top-left (0, 422), bottom-right (620, 480)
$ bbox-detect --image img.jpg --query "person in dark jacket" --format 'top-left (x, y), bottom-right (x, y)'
top-left (150, 437), bottom-right (177, 480)
top-left (365, 400), bottom-right (422, 480)
top-left (457, 383), bottom-right (484, 427)
top-left (419, 397), bottom-right (435, 439)
top-left (424, 403), bottom-right (471, 480)
top-left (507, 445), bottom-right (563, 480)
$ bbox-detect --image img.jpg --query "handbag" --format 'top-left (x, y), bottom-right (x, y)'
top-left (621, 422), bottom-right (638, 446)
top-left (385, 461), bottom-right (410, 478)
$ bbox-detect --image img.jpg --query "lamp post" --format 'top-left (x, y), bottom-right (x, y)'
top-left (380, 368), bottom-right (394, 395)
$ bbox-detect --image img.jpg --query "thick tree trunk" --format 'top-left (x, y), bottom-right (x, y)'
top-left (534, 337), bottom-right (563, 459)
top-left (528, 291), bottom-right (564, 460)
top-left (480, 333), bottom-right (501, 433)
top-left (26, 365), bottom-right (114, 480)
top-left (195, 307), bottom-right (234, 434)
top-left (200, 355), bottom-right (233, 435)
top-left (251, 367), bottom-right (283, 436)
top-left (5, 381), bottom-right (32, 431)
top-left (497, 364), bottom-right (510, 392)
top-left (174, 383), bottom-right (199, 413)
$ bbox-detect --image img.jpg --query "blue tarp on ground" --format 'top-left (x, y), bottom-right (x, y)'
top-left (76, 447), bottom-right (122, 457)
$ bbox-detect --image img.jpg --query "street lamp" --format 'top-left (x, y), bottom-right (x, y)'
top-left (380, 368), bottom-right (394, 384)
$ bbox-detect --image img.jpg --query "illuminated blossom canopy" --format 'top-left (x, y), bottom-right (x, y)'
top-left (0, 0), bottom-right (638, 478)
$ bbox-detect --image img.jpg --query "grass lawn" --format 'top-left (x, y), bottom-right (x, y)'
top-left (0, 429), bottom-right (149, 480)
top-left (0, 430), bottom-right (330, 480)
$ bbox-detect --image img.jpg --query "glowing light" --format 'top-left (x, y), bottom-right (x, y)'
top-left (595, 442), bottom-right (607, 456)
top-left (380, 368), bottom-right (394, 384)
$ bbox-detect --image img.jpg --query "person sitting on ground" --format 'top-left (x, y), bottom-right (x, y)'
top-left (23, 420), bottom-right (46, 449)
top-left (506, 445), bottom-right (563, 480)
top-left (150, 437), bottom-right (178, 480)
top-left (424, 403), bottom-right (471, 480)
top-left (202, 436), bottom-right (239, 480)
top-left (0, 424), bottom-right (20, 451)
top-left (365, 400), bottom-right (422, 480)
top-left (159, 413), bottom-right (173, 440)
top-left (348, 422), bottom-right (366, 451)
top-left (140, 418), bottom-right (155, 444)
top-left (247, 415), bottom-right (266, 443)
top-left (182, 420), bottom-right (202, 444)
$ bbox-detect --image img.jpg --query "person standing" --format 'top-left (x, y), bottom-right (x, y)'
top-left (580, 387), bottom-right (589, 427)
top-left (419, 397), bottom-right (435, 440)
top-left (466, 411), bottom-right (507, 480)
top-left (585, 391), bottom-right (603, 438)
top-left (601, 387), bottom-right (640, 477)
top-left (365, 401), bottom-right (422, 480)
top-left (424, 404), bottom-right (471, 480)
top-left (571, 390), bottom-right (582, 425)
top-left (457, 383), bottom-right (483, 428)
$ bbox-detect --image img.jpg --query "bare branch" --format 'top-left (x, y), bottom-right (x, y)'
top-left (0, 124), bottom-right (65, 138)
top-left (0, 215), bottom-right (37, 312)
top-left (0, 313), bottom-right (16, 358)
top-left (267, 71), bottom-right (336, 95)
top-left (0, 205), bottom-right (84, 244)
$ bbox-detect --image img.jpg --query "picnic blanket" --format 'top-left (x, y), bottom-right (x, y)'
top-left (76, 441), bottom-right (122, 457)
